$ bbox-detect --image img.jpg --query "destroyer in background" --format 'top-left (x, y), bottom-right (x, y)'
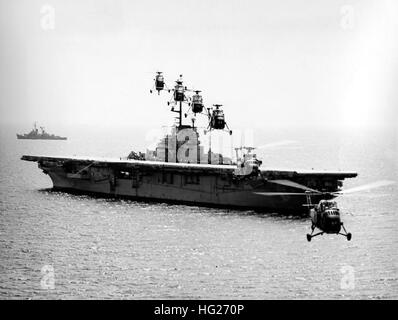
top-left (21, 73), bottom-right (357, 214)
top-left (17, 123), bottom-right (67, 140)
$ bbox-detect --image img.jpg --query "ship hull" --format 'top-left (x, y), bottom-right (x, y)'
top-left (17, 134), bottom-right (67, 140)
top-left (21, 155), bottom-right (357, 215)
top-left (47, 171), bottom-right (318, 214)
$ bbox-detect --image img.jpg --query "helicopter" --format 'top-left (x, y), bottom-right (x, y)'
top-left (205, 104), bottom-right (233, 135)
top-left (254, 176), bottom-right (395, 241)
top-left (303, 180), bottom-right (396, 241)
top-left (173, 79), bottom-right (185, 102)
top-left (233, 146), bottom-right (263, 176)
top-left (149, 72), bottom-right (234, 135)
top-left (150, 72), bottom-right (167, 95)
top-left (189, 90), bottom-right (204, 114)
top-left (304, 191), bottom-right (351, 241)
top-left (167, 75), bottom-right (190, 108)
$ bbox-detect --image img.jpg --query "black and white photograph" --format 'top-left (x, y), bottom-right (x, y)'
top-left (0, 0), bottom-right (397, 304)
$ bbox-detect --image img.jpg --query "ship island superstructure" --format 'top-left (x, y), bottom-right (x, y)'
top-left (21, 73), bottom-right (357, 214)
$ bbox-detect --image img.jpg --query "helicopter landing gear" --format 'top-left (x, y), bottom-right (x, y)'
top-left (306, 225), bottom-right (324, 241)
top-left (338, 223), bottom-right (352, 241)
top-left (306, 232), bottom-right (324, 241)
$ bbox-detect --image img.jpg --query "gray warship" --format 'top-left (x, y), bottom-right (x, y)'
top-left (17, 123), bottom-right (67, 140)
top-left (21, 73), bottom-right (357, 214)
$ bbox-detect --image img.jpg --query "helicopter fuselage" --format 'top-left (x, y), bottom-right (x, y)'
top-left (311, 206), bottom-right (342, 234)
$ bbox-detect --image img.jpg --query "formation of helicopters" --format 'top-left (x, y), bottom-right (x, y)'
top-left (150, 72), bottom-right (232, 135)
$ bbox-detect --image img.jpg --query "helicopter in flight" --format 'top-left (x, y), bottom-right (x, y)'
top-left (254, 172), bottom-right (395, 241)
top-left (304, 191), bottom-right (352, 241)
top-left (167, 75), bottom-right (190, 108)
top-left (205, 104), bottom-right (233, 135)
top-left (149, 72), bottom-right (233, 135)
top-left (186, 90), bottom-right (204, 114)
top-left (303, 180), bottom-right (396, 241)
top-left (150, 71), bottom-right (167, 95)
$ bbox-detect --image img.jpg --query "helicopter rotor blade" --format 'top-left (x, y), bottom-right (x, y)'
top-left (255, 180), bottom-right (396, 197)
top-left (267, 180), bottom-right (322, 193)
top-left (254, 192), bottom-right (309, 196)
top-left (256, 140), bottom-right (297, 150)
top-left (334, 180), bottom-right (396, 195)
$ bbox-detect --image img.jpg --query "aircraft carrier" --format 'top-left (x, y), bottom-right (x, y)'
top-left (21, 73), bottom-right (357, 214)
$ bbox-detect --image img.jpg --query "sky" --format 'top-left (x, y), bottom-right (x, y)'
top-left (0, 0), bottom-right (397, 130)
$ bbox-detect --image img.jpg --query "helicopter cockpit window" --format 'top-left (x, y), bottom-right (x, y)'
top-left (193, 95), bottom-right (202, 103)
top-left (324, 201), bottom-right (337, 209)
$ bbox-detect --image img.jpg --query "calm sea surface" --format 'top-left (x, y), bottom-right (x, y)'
top-left (0, 124), bottom-right (397, 299)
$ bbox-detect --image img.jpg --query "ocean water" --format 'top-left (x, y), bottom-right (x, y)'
top-left (0, 124), bottom-right (397, 299)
